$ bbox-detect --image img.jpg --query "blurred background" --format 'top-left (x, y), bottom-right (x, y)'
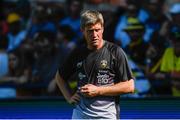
top-left (0, 0), bottom-right (180, 119)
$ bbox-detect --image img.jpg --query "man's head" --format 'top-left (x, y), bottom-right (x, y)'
top-left (7, 13), bottom-right (21, 35)
top-left (80, 10), bottom-right (104, 50)
top-left (169, 26), bottom-right (180, 56)
top-left (68, 0), bottom-right (83, 18)
top-left (80, 10), bottom-right (104, 30)
top-left (169, 3), bottom-right (180, 26)
top-left (124, 17), bottom-right (145, 40)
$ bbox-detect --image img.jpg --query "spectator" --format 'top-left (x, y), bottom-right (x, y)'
top-left (0, 29), bottom-right (15, 98)
top-left (122, 17), bottom-right (152, 97)
top-left (0, 50), bottom-right (30, 84)
top-left (143, 0), bottom-right (168, 42)
top-left (123, 17), bottom-right (149, 71)
top-left (59, 0), bottom-right (84, 43)
top-left (6, 12), bottom-right (27, 52)
top-left (27, 5), bottom-right (57, 40)
top-left (0, 50), bottom-right (31, 98)
top-left (147, 26), bottom-right (180, 96)
top-left (169, 3), bottom-right (180, 27)
top-left (160, 2), bottom-right (180, 37)
top-left (160, 26), bottom-right (180, 96)
top-left (114, 2), bottom-right (149, 48)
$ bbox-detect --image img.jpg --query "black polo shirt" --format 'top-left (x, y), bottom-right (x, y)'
top-left (59, 40), bottom-right (133, 88)
top-left (58, 40), bottom-right (134, 119)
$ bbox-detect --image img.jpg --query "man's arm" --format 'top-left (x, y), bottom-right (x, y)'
top-left (55, 71), bottom-right (80, 104)
top-left (98, 79), bottom-right (135, 96)
top-left (80, 79), bottom-right (134, 97)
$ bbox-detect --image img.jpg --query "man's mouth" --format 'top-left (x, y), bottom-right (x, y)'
top-left (91, 38), bottom-right (98, 42)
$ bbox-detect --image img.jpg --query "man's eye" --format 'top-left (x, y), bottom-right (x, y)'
top-left (96, 29), bottom-right (100, 32)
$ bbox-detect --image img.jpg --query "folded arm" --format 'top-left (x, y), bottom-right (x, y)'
top-left (80, 79), bottom-right (135, 97)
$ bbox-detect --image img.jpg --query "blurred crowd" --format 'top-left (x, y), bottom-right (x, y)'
top-left (0, 0), bottom-right (180, 99)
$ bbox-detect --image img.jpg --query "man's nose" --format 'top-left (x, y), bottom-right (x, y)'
top-left (92, 31), bottom-right (97, 37)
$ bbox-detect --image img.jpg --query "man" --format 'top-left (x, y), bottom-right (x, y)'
top-left (55, 10), bottom-right (134, 119)
top-left (160, 25), bottom-right (180, 96)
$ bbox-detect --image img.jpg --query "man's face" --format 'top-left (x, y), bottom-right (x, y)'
top-left (82, 23), bottom-right (104, 50)
top-left (8, 53), bottom-right (18, 69)
top-left (127, 29), bottom-right (144, 40)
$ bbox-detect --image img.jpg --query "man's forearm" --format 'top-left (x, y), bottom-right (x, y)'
top-left (55, 71), bottom-right (72, 102)
top-left (98, 79), bottom-right (135, 96)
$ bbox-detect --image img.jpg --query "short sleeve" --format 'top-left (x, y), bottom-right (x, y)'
top-left (114, 47), bottom-right (134, 82)
top-left (58, 48), bottom-right (79, 80)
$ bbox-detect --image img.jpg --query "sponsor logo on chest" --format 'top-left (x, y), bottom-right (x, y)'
top-left (97, 73), bottom-right (111, 84)
top-left (97, 60), bottom-right (113, 85)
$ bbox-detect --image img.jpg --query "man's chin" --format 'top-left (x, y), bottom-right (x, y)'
top-left (91, 41), bottom-right (99, 45)
top-left (91, 42), bottom-right (98, 47)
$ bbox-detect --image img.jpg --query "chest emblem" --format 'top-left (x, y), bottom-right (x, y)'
top-left (100, 60), bottom-right (108, 69)
top-left (77, 61), bottom-right (83, 68)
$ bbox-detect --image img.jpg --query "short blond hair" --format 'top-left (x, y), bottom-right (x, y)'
top-left (80, 10), bottom-right (104, 30)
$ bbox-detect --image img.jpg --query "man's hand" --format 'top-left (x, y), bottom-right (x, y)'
top-left (68, 92), bottom-right (80, 105)
top-left (80, 84), bottom-right (100, 97)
